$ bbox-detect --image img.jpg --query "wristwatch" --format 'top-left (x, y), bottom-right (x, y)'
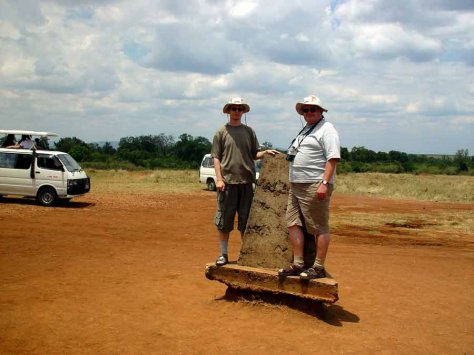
top-left (322, 179), bottom-right (329, 185)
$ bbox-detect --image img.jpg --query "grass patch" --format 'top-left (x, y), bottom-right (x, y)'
top-left (86, 169), bottom-right (474, 203)
top-left (86, 169), bottom-right (203, 194)
top-left (336, 173), bottom-right (474, 203)
top-left (332, 211), bottom-right (473, 235)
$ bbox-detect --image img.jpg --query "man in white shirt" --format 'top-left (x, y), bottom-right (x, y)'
top-left (279, 95), bottom-right (340, 279)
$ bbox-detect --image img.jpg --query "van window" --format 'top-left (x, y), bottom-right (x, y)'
top-left (0, 152), bottom-right (15, 168)
top-left (0, 152), bottom-right (32, 169)
top-left (37, 155), bottom-right (63, 171)
top-left (202, 156), bottom-right (214, 168)
top-left (57, 153), bottom-right (82, 172)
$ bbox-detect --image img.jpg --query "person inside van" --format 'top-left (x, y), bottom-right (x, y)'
top-left (8, 135), bottom-right (36, 149)
top-left (34, 138), bottom-right (47, 150)
top-left (1, 134), bottom-right (17, 148)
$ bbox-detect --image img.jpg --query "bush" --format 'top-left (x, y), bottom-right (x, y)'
top-left (81, 160), bottom-right (138, 170)
top-left (372, 162), bottom-right (404, 173)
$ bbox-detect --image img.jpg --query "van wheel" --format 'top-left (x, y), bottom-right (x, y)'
top-left (37, 188), bottom-right (57, 206)
top-left (207, 179), bottom-right (216, 191)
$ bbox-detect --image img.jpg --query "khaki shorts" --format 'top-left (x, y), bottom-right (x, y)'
top-left (214, 183), bottom-right (254, 233)
top-left (286, 182), bottom-right (334, 235)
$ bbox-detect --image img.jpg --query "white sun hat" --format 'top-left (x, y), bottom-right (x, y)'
top-left (295, 95), bottom-right (328, 115)
top-left (222, 97), bottom-right (250, 114)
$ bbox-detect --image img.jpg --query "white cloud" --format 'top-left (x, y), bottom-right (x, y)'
top-left (0, 0), bottom-right (473, 154)
top-left (229, 0), bottom-right (258, 17)
top-left (352, 23), bottom-right (442, 61)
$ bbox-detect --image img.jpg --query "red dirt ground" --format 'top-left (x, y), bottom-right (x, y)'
top-left (1, 190), bottom-right (473, 354)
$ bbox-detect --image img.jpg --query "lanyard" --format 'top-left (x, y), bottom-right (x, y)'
top-left (289, 119), bottom-right (323, 151)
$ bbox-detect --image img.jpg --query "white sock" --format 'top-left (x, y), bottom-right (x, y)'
top-left (220, 240), bottom-right (228, 255)
top-left (313, 258), bottom-right (324, 269)
top-left (293, 256), bottom-right (304, 266)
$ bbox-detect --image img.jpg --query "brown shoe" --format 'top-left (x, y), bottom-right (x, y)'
top-left (300, 267), bottom-right (326, 280)
top-left (278, 264), bottom-right (304, 277)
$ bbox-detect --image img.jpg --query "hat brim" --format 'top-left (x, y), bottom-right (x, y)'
top-left (223, 104), bottom-right (250, 114)
top-left (295, 103), bottom-right (328, 115)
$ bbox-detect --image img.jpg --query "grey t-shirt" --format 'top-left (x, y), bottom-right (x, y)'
top-left (211, 124), bottom-right (259, 184)
top-left (20, 139), bottom-right (35, 149)
top-left (289, 120), bottom-right (340, 183)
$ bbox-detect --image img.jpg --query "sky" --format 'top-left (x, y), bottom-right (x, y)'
top-left (0, 0), bottom-right (473, 155)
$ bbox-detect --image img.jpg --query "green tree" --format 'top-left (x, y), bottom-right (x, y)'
top-left (388, 150), bottom-right (408, 163)
top-left (69, 145), bottom-right (91, 162)
top-left (174, 134), bottom-right (212, 165)
top-left (100, 142), bottom-right (116, 155)
top-left (351, 146), bottom-right (377, 162)
top-left (154, 134), bottom-right (175, 156)
top-left (54, 137), bottom-right (88, 153)
top-left (454, 149), bottom-right (469, 171)
top-left (340, 147), bottom-right (350, 161)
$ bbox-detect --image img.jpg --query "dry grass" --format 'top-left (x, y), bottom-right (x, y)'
top-left (87, 169), bottom-right (203, 194)
top-left (336, 173), bottom-right (474, 203)
top-left (87, 169), bottom-right (474, 203)
top-left (331, 210), bottom-right (474, 236)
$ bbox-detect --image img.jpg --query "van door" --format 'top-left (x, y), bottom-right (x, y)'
top-left (0, 151), bottom-right (35, 195)
top-left (35, 154), bottom-right (66, 196)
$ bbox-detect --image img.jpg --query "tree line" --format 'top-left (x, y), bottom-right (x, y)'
top-left (52, 133), bottom-right (212, 169)
top-left (338, 146), bottom-right (473, 175)
top-left (4, 133), bottom-right (471, 175)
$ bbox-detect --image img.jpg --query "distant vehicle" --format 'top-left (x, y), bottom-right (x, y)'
top-left (199, 153), bottom-right (261, 191)
top-left (0, 130), bottom-right (90, 206)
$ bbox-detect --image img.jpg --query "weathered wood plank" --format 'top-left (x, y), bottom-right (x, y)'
top-left (206, 263), bottom-right (338, 303)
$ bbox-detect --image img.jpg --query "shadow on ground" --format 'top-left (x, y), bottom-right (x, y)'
top-left (0, 196), bottom-right (94, 208)
top-left (218, 286), bottom-right (359, 326)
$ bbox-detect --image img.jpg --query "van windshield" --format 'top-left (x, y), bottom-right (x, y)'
top-left (57, 154), bottom-right (82, 172)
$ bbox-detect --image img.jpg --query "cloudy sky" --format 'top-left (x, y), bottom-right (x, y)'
top-left (1, 0), bottom-right (473, 154)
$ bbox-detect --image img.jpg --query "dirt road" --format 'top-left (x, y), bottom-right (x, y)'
top-left (1, 190), bottom-right (473, 354)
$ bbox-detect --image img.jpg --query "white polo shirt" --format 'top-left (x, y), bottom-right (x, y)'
top-left (289, 120), bottom-right (340, 183)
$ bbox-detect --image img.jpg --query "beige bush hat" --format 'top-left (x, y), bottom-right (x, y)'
top-left (222, 97), bottom-right (250, 114)
top-left (295, 95), bottom-right (328, 115)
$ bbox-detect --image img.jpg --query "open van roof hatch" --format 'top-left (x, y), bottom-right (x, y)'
top-left (0, 129), bottom-right (59, 137)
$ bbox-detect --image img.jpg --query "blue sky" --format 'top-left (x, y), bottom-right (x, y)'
top-left (0, 0), bottom-right (473, 154)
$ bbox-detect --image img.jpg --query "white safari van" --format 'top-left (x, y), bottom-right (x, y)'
top-left (199, 153), bottom-right (261, 191)
top-left (0, 130), bottom-right (90, 206)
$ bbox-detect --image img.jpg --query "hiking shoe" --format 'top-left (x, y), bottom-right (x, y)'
top-left (300, 267), bottom-right (326, 280)
top-left (216, 254), bottom-right (228, 266)
top-left (278, 264), bottom-right (305, 277)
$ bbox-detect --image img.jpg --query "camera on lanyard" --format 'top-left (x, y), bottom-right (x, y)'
top-left (286, 145), bottom-right (297, 162)
top-left (286, 122), bottom-right (319, 163)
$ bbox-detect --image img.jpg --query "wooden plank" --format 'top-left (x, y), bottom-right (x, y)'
top-left (205, 263), bottom-right (338, 303)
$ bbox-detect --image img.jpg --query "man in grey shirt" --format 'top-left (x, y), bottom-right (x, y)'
top-left (279, 95), bottom-right (340, 279)
top-left (212, 97), bottom-right (279, 266)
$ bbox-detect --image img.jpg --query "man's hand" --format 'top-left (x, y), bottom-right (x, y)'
top-left (257, 149), bottom-right (280, 159)
top-left (216, 180), bottom-right (226, 191)
top-left (316, 183), bottom-right (328, 200)
top-left (265, 149), bottom-right (280, 157)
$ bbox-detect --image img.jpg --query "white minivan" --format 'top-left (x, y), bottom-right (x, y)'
top-left (0, 131), bottom-right (90, 206)
top-left (199, 153), bottom-right (261, 191)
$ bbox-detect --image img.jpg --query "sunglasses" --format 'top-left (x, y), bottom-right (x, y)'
top-left (302, 107), bottom-right (319, 113)
top-left (230, 107), bottom-right (243, 112)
